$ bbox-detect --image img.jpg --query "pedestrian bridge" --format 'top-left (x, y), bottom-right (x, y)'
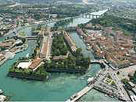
top-left (90, 59), bottom-right (104, 64)
top-left (26, 36), bottom-right (38, 40)
top-left (90, 59), bottom-right (109, 69)
top-left (80, 9), bottom-right (109, 19)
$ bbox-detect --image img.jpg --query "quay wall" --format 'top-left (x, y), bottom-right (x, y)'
top-left (8, 72), bottom-right (47, 81)
top-left (46, 68), bottom-right (86, 74)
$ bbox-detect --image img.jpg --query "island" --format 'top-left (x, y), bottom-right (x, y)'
top-left (8, 27), bottom-right (90, 81)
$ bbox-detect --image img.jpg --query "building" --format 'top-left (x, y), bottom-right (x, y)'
top-left (40, 29), bottom-right (52, 60)
top-left (17, 61), bottom-right (32, 69)
top-left (29, 58), bottom-right (42, 71)
top-left (63, 31), bottom-right (77, 52)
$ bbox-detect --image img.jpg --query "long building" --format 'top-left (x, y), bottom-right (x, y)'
top-left (40, 30), bottom-right (52, 60)
top-left (63, 31), bottom-right (77, 52)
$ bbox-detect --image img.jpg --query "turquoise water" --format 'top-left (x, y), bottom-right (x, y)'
top-left (0, 15), bottom-right (118, 101)
top-left (0, 28), bottom-right (101, 101)
top-left (81, 89), bottom-right (118, 101)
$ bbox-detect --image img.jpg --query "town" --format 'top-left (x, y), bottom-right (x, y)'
top-left (0, 1), bottom-right (136, 102)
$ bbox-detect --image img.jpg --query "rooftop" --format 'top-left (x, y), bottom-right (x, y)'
top-left (29, 58), bottom-right (42, 69)
top-left (17, 61), bottom-right (32, 69)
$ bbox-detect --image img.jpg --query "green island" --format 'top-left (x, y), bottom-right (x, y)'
top-left (45, 32), bottom-right (90, 74)
top-left (51, 34), bottom-right (68, 56)
top-left (8, 28), bottom-right (90, 81)
top-left (8, 58), bottom-right (48, 81)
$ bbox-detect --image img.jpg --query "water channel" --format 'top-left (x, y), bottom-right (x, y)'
top-left (0, 12), bottom-right (118, 101)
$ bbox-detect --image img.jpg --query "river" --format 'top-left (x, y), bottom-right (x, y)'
top-left (0, 11), bottom-right (117, 101)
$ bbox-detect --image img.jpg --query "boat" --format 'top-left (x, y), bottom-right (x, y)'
top-left (70, 93), bottom-right (78, 99)
top-left (9, 53), bottom-right (15, 59)
top-left (80, 77), bottom-right (85, 80)
top-left (86, 75), bottom-right (91, 77)
top-left (104, 94), bottom-right (108, 97)
top-left (0, 89), bottom-right (3, 94)
top-left (26, 53), bottom-right (29, 58)
top-left (87, 77), bottom-right (94, 84)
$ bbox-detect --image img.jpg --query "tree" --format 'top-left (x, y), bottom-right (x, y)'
top-left (75, 48), bottom-right (82, 56)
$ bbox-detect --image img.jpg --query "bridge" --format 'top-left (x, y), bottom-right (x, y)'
top-left (80, 9), bottom-right (109, 19)
top-left (90, 59), bottom-right (109, 69)
top-left (90, 59), bottom-right (103, 64)
top-left (67, 67), bottom-right (131, 102)
top-left (66, 84), bottom-right (94, 102)
top-left (26, 36), bottom-right (38, 40)
top-left (66, 58), bottom-right (132, 102)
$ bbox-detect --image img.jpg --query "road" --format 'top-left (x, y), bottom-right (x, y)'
top-left (109, 69), bottom-right (131, 101)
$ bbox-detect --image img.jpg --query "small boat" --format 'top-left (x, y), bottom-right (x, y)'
top-left (26, 53), bottom-right (29, 58)
top-left (80, 77), bottom-right (85, 80)
top-left (0, 89), bottom-right (3, 94)
top-left (70, 93), bottom-right (78, 100)
top-left (9, 53), bottom-right (15, 59)
top-left (87, 75), bottom-right (91, 77)
top-left (104, 94), bottom-right (108, 97)
top-left (87, 77), bottom-right (94, 83)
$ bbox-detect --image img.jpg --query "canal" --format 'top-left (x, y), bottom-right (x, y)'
top-left (0, 11), bottom-right (118, 101)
